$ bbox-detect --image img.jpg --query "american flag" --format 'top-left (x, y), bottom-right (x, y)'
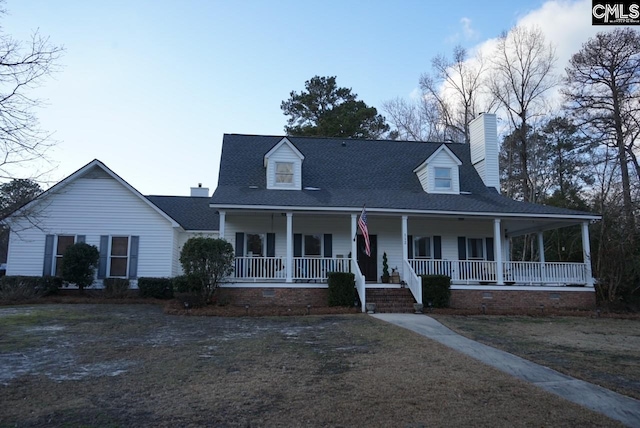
top-left (358, 206), bottom-right (370, 257)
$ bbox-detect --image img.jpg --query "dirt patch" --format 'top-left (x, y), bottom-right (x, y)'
top-left (433, 314), bottom-right (640, 401)
top-left (0, 304), bottom-right (624, 427)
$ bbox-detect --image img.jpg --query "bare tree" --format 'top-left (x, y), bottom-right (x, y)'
top-left (491, 25), bottom-right (559, 202)
top-left (0, 4), bottom-right (63, 181)
top-left (563, 28), bottom-right (640, 231)
top-left (381, 97), bottom-right (444, 141)
top-left (419, 45), bottom-right (491, 143)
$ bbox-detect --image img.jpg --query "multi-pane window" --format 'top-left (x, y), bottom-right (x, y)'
top-left (413, 236), bottom-right (431, 258)
top-left (109, 236), bottom-right (129, 277)
top-left (275, 162), bottom-right (294, 184)
top-left (467, 238), bottom-right (484, 260)
top-left (55, 235), bottom-right (75, 277)
top-left (304, 234), bottom-right (321, 256)
top-left (434, 167), bottom-right (452, 190)
top-left (246, 233), bottom-right (264, 256)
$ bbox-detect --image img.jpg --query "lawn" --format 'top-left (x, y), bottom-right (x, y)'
top-left (0, 304), bottom-right (623, 427)
top-left (433, 314), bottom-right (640, 401)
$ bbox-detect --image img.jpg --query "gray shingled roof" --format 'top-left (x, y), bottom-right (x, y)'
top-left (210, 134), bottom-right (598, 219)
top-left (146, 196), bottom-right (219, 230)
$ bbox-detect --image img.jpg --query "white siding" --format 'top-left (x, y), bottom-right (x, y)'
top-left (7, 174), bottom-right (177, 280)
top-left (469, 113), bottom-right (499, 191)
top-left (408, 217), bottom-right (493, 260)
top-left (266, 143), bottom-right (303, 190)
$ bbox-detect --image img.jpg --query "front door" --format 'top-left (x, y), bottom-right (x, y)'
top-left (357, 235), bottom-right (377, 282)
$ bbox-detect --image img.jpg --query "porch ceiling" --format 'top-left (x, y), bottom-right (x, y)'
top-left (503, 218), bottom-right (587, 237)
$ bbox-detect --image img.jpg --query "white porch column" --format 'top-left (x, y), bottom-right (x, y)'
top-left (582, 221), bottom-right (594, 287)
top-left (494, 219), bottom-right (504, 285)
top-left (537, 232), bottom-right (545, 263)
top-left (218, 211), bottom-right (226, 241)
top-left (538, 231), bottom-right (546, 283)
top-left (286, 212), bottom-right (293, 283)
top-left (402, 215), bottom-right (408, 279)
top-left (351, 214), bottom-right (357, 261)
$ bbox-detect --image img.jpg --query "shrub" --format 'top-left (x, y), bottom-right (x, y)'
top-left (172, 275), bottom-right (202, 293)
top-left (103, 278), bottom-right (130, 299)
top-left (328, 272), bottom-right (356, 306)
top-left (179, 237), bottom-right (234, 302)
top-left (0, 276), bottom-right (62, 300)
top-left (61, 242), bottom-right (100, 292)
top-left (138, 277), bottom-right (174, 299)
top-left (421, 275), bottom-right (451, 308)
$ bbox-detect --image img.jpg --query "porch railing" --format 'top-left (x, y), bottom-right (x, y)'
top-left (504, 261), bottom-right (586, 285)
top-left (409, 259), bottom-right (588, 285)
top-left (233, 256), bottom-right (286, 281)
top-left (403, 259), bottom-right (422, 304)
top-left (292, 257), bottom-right (351, 282)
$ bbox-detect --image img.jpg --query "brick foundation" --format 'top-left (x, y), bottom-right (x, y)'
top-left (450, 288), bottom-right (596, 310)
top-left (217, 287), bottom-right (329, 307)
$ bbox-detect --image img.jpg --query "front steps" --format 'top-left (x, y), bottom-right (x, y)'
top-left (366, 287), bottom-right (416, 313)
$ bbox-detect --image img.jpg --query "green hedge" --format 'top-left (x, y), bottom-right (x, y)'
top-left (138, 277), bottom-right (174, 299)
top-left (103, 278), bottom-right (130, 298)
top-left (328, 272), bottom-right (356, 307)
top-left (0, 275), bottom-right (62, 299)
top-left (421, 275), bottom-right (451, 308)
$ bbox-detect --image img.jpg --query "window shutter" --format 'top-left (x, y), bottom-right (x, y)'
top-left (235, 233), bottom-right (244, 257)
top-left (266, 233), bottom-right (275, 257)
top-left (77, 235), bottom-right (86, 243)
top-left (485, 238), bottom-right (494, 261)
top-left (457, 237), bottom-right (467, 260)
top-left (433, 236), bottom-right (442, 259)
top-left (43, 234), bottom-right (54, 276)
top-left (98, 235), bottom-right (109, 279)
top-left (293, 234), bottom-right (302, 257)
top-left (323, 234), bottom-right (332, 258)
top-left (129, 236), bottom-right (139, 279)
top-left (407, 235), bottom-right (413, 259)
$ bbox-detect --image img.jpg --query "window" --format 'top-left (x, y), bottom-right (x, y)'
top-left (413, 236), bottom-right (431, 258)
top-left (54, 235), bottom-right (75, 277)
top-left (275, 162), bottom-right (294, 185)
top-left (467, 238), bottom-right (484, 260)
top-left (109, 236), bottom-right (129, 277)
top-left (246, 233), bottom-right (265, 256)
top-left (434, 167), bottom-right (452, 190)
top-left (304, 234), bottom-right (321, 256)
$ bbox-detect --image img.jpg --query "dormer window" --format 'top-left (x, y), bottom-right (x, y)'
top-left (264, 138), bottom-right (305, 190)
top-left (434, 167), bottom-right (452, 190)
top-left (413, 144), bottom-right (462, 194)
top-left (275, 162), bottom-right (294, 185)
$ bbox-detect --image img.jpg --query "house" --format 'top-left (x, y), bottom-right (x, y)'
top-left (3, 113), bottom-right (599, 311)
top-left (4, 160), bottom-right (218, 285)
top-left (210, 114), bottom-right (599, 311)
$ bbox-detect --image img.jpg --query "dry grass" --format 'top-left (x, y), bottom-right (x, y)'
top-left (0, 304), bottom-right (623, 427)
top-left (433, 314), bottom-right (640, 401)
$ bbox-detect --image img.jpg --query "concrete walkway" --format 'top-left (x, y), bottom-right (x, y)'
top-left (371, 313), bottom-right (640, 428)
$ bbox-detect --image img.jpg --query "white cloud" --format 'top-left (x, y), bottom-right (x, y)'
top-left (446, 16), bottom-right (480, 44)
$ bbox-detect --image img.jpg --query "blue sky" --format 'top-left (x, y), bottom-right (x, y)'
top-left (3, 0), bottom-right (603, 195)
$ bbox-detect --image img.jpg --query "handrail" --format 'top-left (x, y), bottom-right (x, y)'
top-left (403, 259), bottom-right (422, 304)
top-left (351, 257), bottom-right (366, 312)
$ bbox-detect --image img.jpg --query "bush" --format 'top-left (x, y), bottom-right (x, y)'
top-left (421, 275), bottom-right (451, 308)
top-left (61, 242), bottom-right (100, 292)
top-left (172, 275), bottom-right (202, 293)
top-left (138, 277), bottom-right (174, 299)
top-left (103, 278), bottom-right (130, 299)
top-left (0, 276), bottom-right (62, 300)
top-left (328, 272), bottom-right (356, 306)
top-left (179, 237), bottom-right (234, 302)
